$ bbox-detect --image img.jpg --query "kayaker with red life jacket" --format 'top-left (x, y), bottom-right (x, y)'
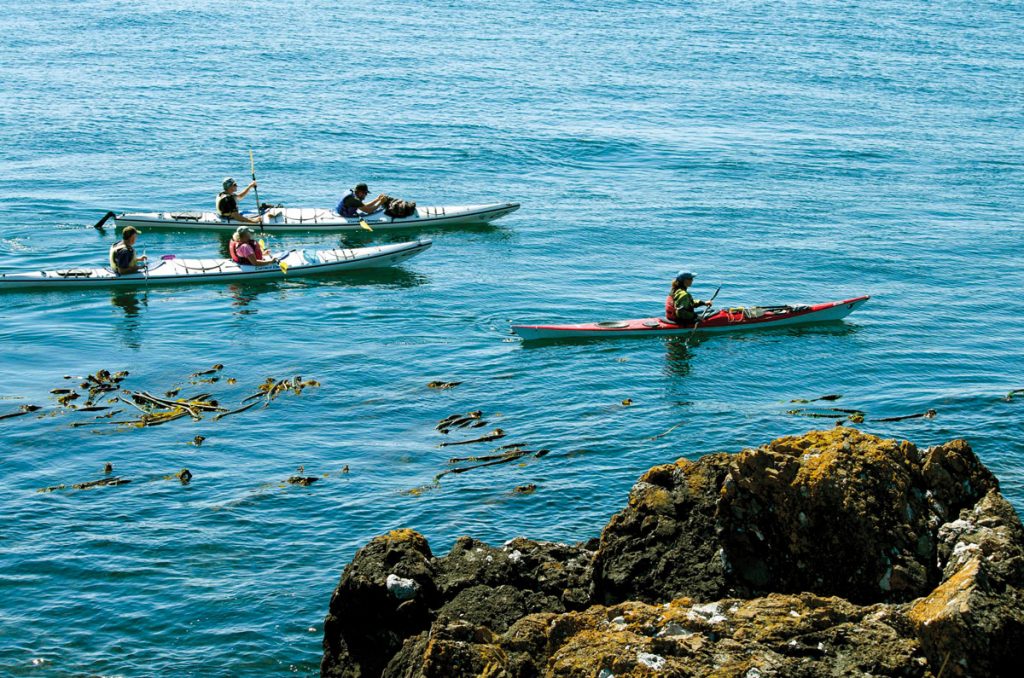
top-left (217, 177), bottom-right (262, 224)
top-left (665, 270), bottom-right (712, 324)
top-left (109, 226), bottom-right (148, 275)
top-left (229, 226), bottom-right (277, 266)
top-left (335, 182), bottom-right (387, 218)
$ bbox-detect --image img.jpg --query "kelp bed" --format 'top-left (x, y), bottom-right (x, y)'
top-left (0, 366), bottom-right (320, 494)
top-left (0, 366), bottom-right (319, 431)
top-left (784, 393), bottom-right (940, 424)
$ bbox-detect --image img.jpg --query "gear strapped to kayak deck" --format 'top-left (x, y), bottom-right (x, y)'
top-left (511, 296), bottom-right (870, 341)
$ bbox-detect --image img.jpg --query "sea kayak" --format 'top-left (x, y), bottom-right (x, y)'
top-left (0, 240), bottom-right (431, 290)
top-left (105, 202), bottom-right (520, 232)
top-left (512, 296), bottom-right (870, 341)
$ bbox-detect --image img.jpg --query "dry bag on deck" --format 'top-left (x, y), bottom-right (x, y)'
top-left (383, 197), bottom-right (417, 219)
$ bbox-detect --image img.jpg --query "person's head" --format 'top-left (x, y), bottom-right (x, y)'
top-left (673, 270), bottom-right (695, 290)
top-left (223, 177), bottom-right (238, 194)
top-left (234, 226), bottom-right (254, 242)
top-left (122, 226), bottom-right (140, 245)
top-left (354, 182), bottom-right (369, 199)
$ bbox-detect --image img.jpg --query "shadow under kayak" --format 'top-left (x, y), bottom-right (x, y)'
top-left (105, 202), bottom-right (520, 232)
top-left (0, 240), bottom-right (431, 291)
top-left (512, 296), bottom-right (870, 341)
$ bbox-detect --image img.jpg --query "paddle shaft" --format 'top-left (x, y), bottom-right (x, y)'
top-left (685, 285), bottom-right (721, 345)
top-left (249, 150), bottom-right (262, 214)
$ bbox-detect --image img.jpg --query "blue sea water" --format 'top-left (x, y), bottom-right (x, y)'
top-left (1, 0), bottom-right (1022, 674)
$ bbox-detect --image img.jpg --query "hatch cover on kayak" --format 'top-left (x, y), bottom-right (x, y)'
top-left (596, 321), bottom-right (629, 328)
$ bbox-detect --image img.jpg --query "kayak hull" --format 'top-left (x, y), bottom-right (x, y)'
top-left (512, 296), bottom-right (870, 341)
top-left (0, 240), bottom-right (431, 290)
top-left (112, 202), bottom-right (520, 232)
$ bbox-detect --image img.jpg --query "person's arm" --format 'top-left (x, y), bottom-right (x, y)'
top-left (227, 212), bottom-right (261, 224)
top-left (358, 194), bottom-right (388, 214)
top-left (237, 181), bottom-right (257, 199)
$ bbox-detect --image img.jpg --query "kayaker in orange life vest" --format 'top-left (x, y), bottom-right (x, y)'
top-left (665, 270), bottom-right (713, 325)
top-left (229, 226), bottom-right (277, 266)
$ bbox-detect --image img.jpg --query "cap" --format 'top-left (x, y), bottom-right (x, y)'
top-left (675, 270), bottom-right (695, 283)
top-left (234, 226), bottom-right (254, 238)
top-left (354, 182), bottom-right (369, 193)
top-left (223, 177), bottom-right (237, 191)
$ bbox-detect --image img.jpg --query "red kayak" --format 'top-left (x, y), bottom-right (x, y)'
top-left (512, 295), bottom-right (869, 341)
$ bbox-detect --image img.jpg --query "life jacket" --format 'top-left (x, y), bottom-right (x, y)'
top-left (665, 293), bottom-right (677, 323)
top-left (336, 189), bottom-right (360, 218)
top-left (671, 288), bottom-right (697, 324)
top-left (109, 240), bottom-right (137, 274)
top-left (217, 192), bottom-right (238, 216)
top-left (229, 239), bottom-right (263, 264)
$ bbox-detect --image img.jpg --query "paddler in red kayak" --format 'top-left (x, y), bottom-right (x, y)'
top-left (665, 271), bottom-right (713, 325)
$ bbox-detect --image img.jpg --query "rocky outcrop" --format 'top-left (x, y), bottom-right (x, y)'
top-left (321, 428), bottom-right (1024, 677)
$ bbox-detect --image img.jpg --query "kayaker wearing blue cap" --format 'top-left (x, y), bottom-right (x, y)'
top-left (665, 271), bottom-right (712, 324)
top-left (335, 183), bottom-right (388, 218)
top-left (217, 177), bottom-right (262, 224)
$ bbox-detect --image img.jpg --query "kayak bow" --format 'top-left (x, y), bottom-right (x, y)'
top-left (512, 296), bottom-right (870, 341)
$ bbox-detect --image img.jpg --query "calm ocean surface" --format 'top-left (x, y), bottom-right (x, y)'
top-left (1, 0), bottom-right (1022, 674)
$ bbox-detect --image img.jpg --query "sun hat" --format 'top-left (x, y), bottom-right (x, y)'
top-left (234, 226), bottom-right (254, 238)
top-left (675, 270), bottom-right (695, 283)
top-left (354, 182), bottom-right (369, 193)
top-left (222, 177), bottom-right (237, 191)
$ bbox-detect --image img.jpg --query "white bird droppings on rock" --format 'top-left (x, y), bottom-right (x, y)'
top-left (385, 574), bottom-right (419, 600)
top-left (508, 549), bottom-right (523, 564)
top-left (637, 652), bottom-right (666, 671)
top-left (687, 602), bottom-right (727, 624)
top-left (656, 621), bottom-right (690, 638)
top-left (745, 668), bottom-right (763, 678)
top-left (789, 610), bottom-right (800, 617)
top-left (598, 669), bottom-right (615, 678)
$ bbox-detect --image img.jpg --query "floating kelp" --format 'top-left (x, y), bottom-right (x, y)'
top-left (650, 421), bottom-right (685, 441)
top-left (243, 376), bottom-right (320, 404)
top-left (288, 476), bottom-right (319, 486)
top-left (56, 392), bottom-right (80, 407)
top-left (512, 484), bottom-right (537, 495)
top-left (789, 394), bottom-right (843, 404)
top-left (191, 364), bottom-right (224, 377)
top-left (436, 410), bottom-right (485, 434)
top-left (78, 369), bottom-right (129, 405)
top-left (72, 477), bottom-right (132, 490)
top-left (171, 469), bottom-right (193, 484)
top-left (427, 381), bottom-right (462, 390)
top-left (874, 409), bottom-right (937, 423)
top-left (103, 462), bottom-right (113, 474)
top-left (191, 435), bottom-right (206, 447)
top-left (621, 399), bottom-right (633, 406)
top-left (0, 404), bottom-right (41, 421)
top-left (787, 409), bottom-right (846, 419)
top-left (1005, 389), bottom-right (1024, 402)
top-left (438, 428), bottom-right (505, 448)
top-left (434, 447), bottom-right (549, 481)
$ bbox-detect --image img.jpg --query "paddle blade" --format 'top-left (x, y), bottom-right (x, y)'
top-left (92, 211), bottom-right (115, 231)
top-left (279, 261), bottom-right (289, 275)
top-left (249, 149), bottom-right (255, 175)
top-left (259, 239), bottom-right (266, 250)
top-left (359, 219), bottom-right (373, 232)
top-left (161, 254), bottom-right (176, 261)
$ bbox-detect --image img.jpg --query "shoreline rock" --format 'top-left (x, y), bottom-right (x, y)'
top-left (321, 428), bottom-right (1024, 677)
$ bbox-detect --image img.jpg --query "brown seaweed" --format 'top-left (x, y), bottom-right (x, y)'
top-left (789, 394), bottom-right (843, 404)
top-left (649, 421), bottom-right (685, 440)
top-left (190, 364), bottom-right (224, 377)
top-left (874, 409), bottom-right (937, 423)
top-left (0, 404), bottom-right (42, 421)
top-left (427, 381), bottom-right (462, 390)
top-left (438, 428), bottom-right (506, 447)
top-left (288, 476), bottom-right (319, 486)
top-left (212, 400), bottom-right (260, 421)
top-left (1005, 389), bottom-right (1024, 402)
top-left (71, 477), bottom-right (132, 490)
top-left (512, 484), bottom-right (537, 495)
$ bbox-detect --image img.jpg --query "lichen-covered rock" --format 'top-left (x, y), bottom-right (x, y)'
top-left (908, 490), bottom-right (1024, 677)
top-left (385, 593), bottom-right (931, 678)
top-left (321, 430), bottom-right (1024, 677)
top-left (591, 454), bottom-right (735, 604)
top-left (594, 428), bottom-right (998, 605)
top-left (322, 532), bottom-right (595, 677)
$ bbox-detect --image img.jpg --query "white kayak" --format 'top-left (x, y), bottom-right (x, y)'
top-left (106, 202), bottom-right (520, 232)
top-left (0, 240), bottom-right (431, 290)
